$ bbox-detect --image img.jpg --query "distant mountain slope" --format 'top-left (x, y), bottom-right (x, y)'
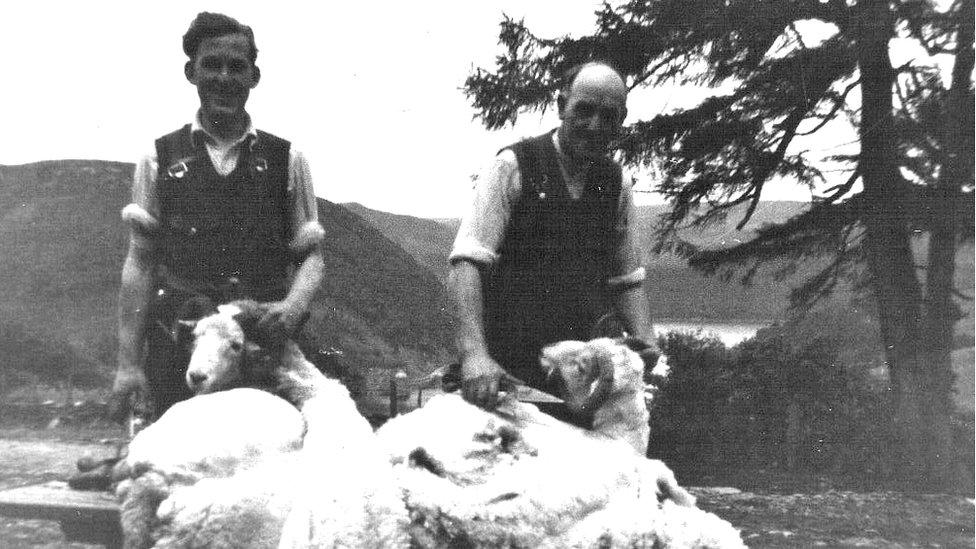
top-left (631, 202), bottom-right (810, 321)
top-left (313, 200), bottom-right (454, 370)
top-left (0, 160), bottom-right (454, 393)
top-left (343, 203), bottom-right (456, 283)
top-left (0, 161), bottom-right (130, 377)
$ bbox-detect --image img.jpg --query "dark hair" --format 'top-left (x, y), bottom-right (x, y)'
top-left (558, 61), bottom-right (625, 95)
top-left (182, 12), bottom-right (258, 64)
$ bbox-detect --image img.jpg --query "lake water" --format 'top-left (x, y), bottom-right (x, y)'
top-left (653, 320), bottom-right (772, 347)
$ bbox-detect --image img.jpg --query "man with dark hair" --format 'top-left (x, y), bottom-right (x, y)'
top-left (449, 61), bottom-right (660, 423)
top-left (182, 11), bottom-right (258, 63)
top-left (111, 12), bottom-right (325, 421)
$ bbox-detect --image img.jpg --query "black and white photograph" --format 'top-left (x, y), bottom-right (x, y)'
top-left (0, 1), bottom-right (972, 547)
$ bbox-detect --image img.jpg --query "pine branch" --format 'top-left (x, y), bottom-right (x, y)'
top-left (818, 167), bottom-right (861, 203)
top-left (736, 106), bottom-right (809, 230)
top-left (797, 80), bottom-right (861, 136)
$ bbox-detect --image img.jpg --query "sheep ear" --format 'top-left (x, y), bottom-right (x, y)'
top-left (231, 301), bottom-right (276, 347)
top-left (232, 312), bottom-right (259, 342)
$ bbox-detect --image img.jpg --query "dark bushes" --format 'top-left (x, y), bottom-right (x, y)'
top-left (647, 327), bottom-right (974, 491)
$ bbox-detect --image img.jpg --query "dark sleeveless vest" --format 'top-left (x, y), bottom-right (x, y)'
top-left (483, 131), bottom-right (622, 389)
top-left (154, 124), bottom-right (292, 305)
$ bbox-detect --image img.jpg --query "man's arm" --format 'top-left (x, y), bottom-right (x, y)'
top-left (448, 259), bottom-right (506, 408)
top-left (111, 155), bottom-right (160, 421)
top-left (608, 183), bottom-right (660, 350)
top-left (611, 282), bottom-right (656, 342)
top-left (283, 245), bottom-right (325, 315)
top-left (448, 152), bottom-right (521, 408)
top-left (258, 149), bottom-right (325, 335)
top-left (112, 232), bottom-right (155, 420)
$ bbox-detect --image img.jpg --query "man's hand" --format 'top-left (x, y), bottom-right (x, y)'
top-left (109, 365), bottom-right (148, 424)
top-left (461, 353), bottom-right (506, 409)
top-left (256, 300), bottom-right (308, 341)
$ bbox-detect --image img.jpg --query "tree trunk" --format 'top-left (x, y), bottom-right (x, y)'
top-left (922, 0), bottom-right (975, 490)
top-left (855, 0), bottom-right (932, 487)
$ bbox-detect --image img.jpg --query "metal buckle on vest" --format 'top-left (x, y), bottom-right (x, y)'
top-left (167, 161), bottom-right (189, 179)
top-left (538, 175), bottom-right (548, 200)
top-left (253, 157), bottom-right (268, 173)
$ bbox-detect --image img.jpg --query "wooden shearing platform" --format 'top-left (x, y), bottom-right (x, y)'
top-left (0, 481), bottom-right (121, 548)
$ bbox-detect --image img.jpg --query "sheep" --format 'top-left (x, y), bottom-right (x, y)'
top-left (117, 309), bottom-right (741, 548)
top-left (113, 388), bottom-right (307, 548)
top-left (539, 337), bottom-right (654, 455)
top-left (370, 338), bottom-right (742, 547)
top-left (114, 300), bottom-right (409, 548)
top-left (182, 301), bottom-right (322, 406)
top-left (376, 393), bottom-right (744, 548)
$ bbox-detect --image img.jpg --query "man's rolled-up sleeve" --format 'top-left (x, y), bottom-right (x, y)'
top-left (449, 150), bottom-right (522, 267)
top-left (607, 181), bottom-right (646, 289)
top-left (287, 148), bottom-right (326, 256)
top-left (122, 152), bottom-right (162, 251)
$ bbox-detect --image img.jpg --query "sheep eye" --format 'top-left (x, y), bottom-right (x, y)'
top-left (229, 341), bottom-right (243, 352)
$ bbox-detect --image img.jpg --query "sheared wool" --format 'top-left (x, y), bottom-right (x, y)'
top-left (376, 394), bottom-right (745, 548)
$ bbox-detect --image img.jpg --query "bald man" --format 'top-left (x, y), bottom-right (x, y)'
top-left (449, 62), bottom-right (660, 421)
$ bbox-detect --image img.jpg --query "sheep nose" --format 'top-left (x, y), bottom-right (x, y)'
top-left (188, 372), bottom-right (207, 387)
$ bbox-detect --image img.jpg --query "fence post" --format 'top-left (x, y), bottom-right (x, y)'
top-left (390, 369), bottom-right (407, 418)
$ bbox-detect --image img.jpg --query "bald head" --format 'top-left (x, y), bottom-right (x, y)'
top-left (560, 62), bottom-right (627, 102)
top-left (557, 62), bottom-right (628, 162)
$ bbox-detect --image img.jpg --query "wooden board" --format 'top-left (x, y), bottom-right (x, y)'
top-left (0, 481), bottom-right (121, 548)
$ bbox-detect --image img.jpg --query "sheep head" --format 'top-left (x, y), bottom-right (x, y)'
top-left (539, 338), bottom-right (622, 415)
top-left (184, 300), bottom-right (277, 395)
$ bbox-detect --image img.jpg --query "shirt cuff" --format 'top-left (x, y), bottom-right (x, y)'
top-left (607, 266), bottom-right (646, 289)
top-left (121, 203), bottom-right (160, 236)
top-left (448, 238), bottom-right (498, 266)
top-left (290, 221), bottom-right (325, 256)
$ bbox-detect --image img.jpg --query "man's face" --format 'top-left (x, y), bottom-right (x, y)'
top-left (557, 68), bottom-right (627, 162)
top-left (186, 33), bottom-right (258, 124)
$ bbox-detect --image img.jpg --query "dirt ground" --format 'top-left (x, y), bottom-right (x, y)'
top-left (0, 425), bottom-right (973, 548)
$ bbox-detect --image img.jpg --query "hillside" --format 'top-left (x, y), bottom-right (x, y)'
top-left (631, 202), bottom-right (810, 321)
top-left (343, 202), bottom-right (456, 284)
top-left (0, 160), bottom-right (454, 395)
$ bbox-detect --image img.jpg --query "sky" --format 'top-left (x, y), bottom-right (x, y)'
top-left (0, 1), bottom-right (946, 217)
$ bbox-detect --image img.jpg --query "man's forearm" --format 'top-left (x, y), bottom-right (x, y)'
top-left (448, 260), bottom-right (491, 360)
top-left (286, 247), bottom-right (325, 311)
top-left (117, 249), bottom-right (155, 372)
top-left (612, 283), bottom-right (657, 343)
